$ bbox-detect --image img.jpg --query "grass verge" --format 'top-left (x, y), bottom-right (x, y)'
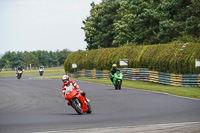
top-left (0, 67), bottom-right (65, 77)
top-left (1, 68), bottom-right (199, 99)
top-left (35, 76), bottom-right (200, 99)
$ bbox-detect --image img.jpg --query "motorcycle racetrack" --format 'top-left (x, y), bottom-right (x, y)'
top-left (0, 76), bottom-right (200, 133)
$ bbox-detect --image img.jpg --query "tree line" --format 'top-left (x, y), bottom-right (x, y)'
top-left (0, 49), bottom-right (71, 70)
top-left (82, 0), bottom-right (200, 50)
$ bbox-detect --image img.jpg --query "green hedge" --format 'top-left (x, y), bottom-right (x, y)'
top-left (64, 43), bottom-right (200, 74)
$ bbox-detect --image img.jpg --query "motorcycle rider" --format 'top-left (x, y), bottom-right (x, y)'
top-left (16, 67), bottom-right (23, 77)
top-left (110, 64), bottom-right (120, 83)
top-left (61, 75), bottom-right (86, 104)
top-left (39, 66), bottom-right (44, 76)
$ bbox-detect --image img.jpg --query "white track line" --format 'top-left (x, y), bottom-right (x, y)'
top-left (33, 121), bottom-right (200, 133)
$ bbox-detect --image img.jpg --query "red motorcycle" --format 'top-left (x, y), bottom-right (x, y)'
top-left (64, 87), bottom-right (92, 115)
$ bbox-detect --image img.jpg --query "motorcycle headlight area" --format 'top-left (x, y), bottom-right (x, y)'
top-left (64, 86), bottom-right (73, 94)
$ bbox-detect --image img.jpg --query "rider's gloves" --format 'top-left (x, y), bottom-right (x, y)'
top-left (77, 89), bottom-right (80, 93)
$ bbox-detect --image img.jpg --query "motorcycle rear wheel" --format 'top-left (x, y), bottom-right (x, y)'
top-left (72, 98), bottom-right (83, 115)
top-left (86, 101), bottom-right (92, 114)
top-left (119, 81), bottom-right (121, 90)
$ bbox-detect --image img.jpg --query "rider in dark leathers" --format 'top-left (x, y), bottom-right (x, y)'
top-left (109, 64), bottom-right (120, 83)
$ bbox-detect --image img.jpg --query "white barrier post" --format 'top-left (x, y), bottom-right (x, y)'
top-left (195, 59), bottom-right (200, 68)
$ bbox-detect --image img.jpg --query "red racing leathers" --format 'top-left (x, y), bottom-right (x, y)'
top-left (62, 80), bottom-right (80, 97)
top-left (62, 80), bottom-right (86, 105)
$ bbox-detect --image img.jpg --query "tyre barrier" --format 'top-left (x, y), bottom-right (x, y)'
top-left (67, 68), bottom-right (200, 87)
top-left (85, 69), bottom-right (91, 78)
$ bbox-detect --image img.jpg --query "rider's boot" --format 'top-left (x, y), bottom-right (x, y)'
top-left (81, 92), bottom-right (86, 98)
top-left (82, 92), bottom-right (90, 103)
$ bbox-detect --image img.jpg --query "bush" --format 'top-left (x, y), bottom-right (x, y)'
top-left (64, 43), bottom-right (200, 74)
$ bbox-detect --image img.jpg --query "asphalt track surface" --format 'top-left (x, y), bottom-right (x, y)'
top-left (0, 76), bottom-right (200, 133)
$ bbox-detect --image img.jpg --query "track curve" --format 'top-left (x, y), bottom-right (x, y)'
top-left (0, 76), bottom-right (200, 133)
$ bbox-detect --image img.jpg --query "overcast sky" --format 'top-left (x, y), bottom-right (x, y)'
top-left (0, 0), bottom-right (102, 54)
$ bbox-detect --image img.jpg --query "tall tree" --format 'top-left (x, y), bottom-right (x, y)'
top-left (82, 0), bottom-right (120, 50)
top-left (113, 0), bottom-right (136, 46)
top-left (82, 0), bottom-right (200, 49)
top-left (23, 52), bottom-right (39, 67)
top-left (57, 49), bottom-right (71, 65)
top-left (132, 0), bottom-right (160, 44)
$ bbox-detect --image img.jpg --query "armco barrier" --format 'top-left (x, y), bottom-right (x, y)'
top-left (67, 68), bottom-right (200, 87)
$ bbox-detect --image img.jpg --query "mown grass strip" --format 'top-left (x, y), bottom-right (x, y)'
top-left (34, 76), bottom-right (200, 99)
top-left (1, 68), bottom-right (199, 99)
top-left (0, 67), bottom-right (65, 77)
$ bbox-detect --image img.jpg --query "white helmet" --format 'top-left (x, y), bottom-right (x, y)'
top-left (62, 75), bottom-right (69, 84)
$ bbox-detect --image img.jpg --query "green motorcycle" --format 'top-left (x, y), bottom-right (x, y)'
top-left (113, 70), bottom-right (123, 90)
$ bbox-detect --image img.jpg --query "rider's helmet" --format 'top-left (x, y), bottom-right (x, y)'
top-left (112, 64), bottom-right (117, 70)
top-left (62, 75), bottom-right (70, 85)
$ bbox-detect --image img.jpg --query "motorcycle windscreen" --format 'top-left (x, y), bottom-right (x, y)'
top-left (18, 71), bottom-right (22, 73)
top-left (64, 86), bottom-right (77, 100)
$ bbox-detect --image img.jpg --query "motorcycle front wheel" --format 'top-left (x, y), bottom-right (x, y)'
top-left (116, 81), bottom-right (120, 90)
top-left (115, 85), bottom-right (118, 90)
top-left (72, 98), bottom-right (83, 115)
top-left (17, 75), bottom-right (21, 79)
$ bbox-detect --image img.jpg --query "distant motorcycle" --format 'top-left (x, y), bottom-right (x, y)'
top-left (64, 87), bottom-right (92, 115)
top-left (39, 67), bottom-right (44, 76)
top-left (113, 70), bottom-right (123, 90)
top-left (39, 70), bottom-right (44, 76)
top-left (17, 70), bottom-right (22, 79)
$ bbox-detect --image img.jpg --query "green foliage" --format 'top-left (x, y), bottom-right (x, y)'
top-left (172, 34), bottom-right (200, 43)
top-left (82, 0), bottom-right (200, 49)
top-left (64, 43), bottom-right (200, 74)
top-left (113, 0), bottom-right (136, 46)
top-left (82, 0), bottom-right (120, 50)
top-left (0, 49), bottom-right (71, 69)
top-left (23, 52), bottom-right (39, 67)
top-left (0, 67), bottom-right (65, 77)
